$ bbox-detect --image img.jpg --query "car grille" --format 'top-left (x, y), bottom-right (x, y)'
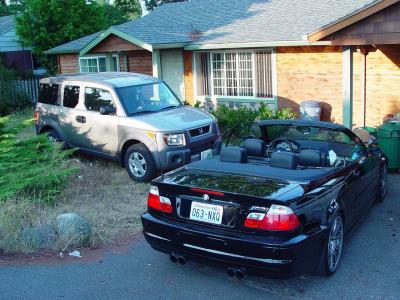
top-left (189, 125), bottom-right (211, 137)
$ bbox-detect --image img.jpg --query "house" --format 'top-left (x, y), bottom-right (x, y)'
top-left (0, 15), bottom-right (45, 75)
top-left (45, 0), bottom-right (400, 128)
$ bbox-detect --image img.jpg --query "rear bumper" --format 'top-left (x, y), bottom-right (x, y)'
top-left (141, 213), bottom-right (329, 276)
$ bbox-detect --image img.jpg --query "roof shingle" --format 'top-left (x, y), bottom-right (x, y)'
top-left (47, 0), bottom-right (380, 53)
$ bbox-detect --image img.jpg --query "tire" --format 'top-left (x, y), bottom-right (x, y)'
top-left (47, 129), bottom-right (61, 143)
top-left (124, 143), bottom-right (156, 182)
top-left (376, 163), bottom-right (388, 203)
top-left (318, 212), bottom-right (344, 277)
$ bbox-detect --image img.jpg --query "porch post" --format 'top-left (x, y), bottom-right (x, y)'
top-left (105, 53), bottom-right (113, 72)
top-left (342, 46), bottom-right (353, 129)
top-left (152, 49), bottom-right (162, 78)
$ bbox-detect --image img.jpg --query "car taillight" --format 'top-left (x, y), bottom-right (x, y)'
top-left (147, 185), bottom-right (172, 213)
top-left (244, 205), bottom-right (300, 231)
top-left (34, 110), bottom-right (39, 123)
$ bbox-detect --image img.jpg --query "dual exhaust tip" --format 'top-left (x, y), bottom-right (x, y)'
top-left (170, 252), bottom-right (246, 279)
top-left (170, 252), bottom-right (186, 265)
top-left (226, 267), bottom-right (246, 279)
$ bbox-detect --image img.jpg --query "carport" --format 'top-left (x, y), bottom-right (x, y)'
top-left (308, 0), bottom-right (400, 128)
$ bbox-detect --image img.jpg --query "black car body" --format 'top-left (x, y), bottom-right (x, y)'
top-left (141, 120), bottom-right (388, 277)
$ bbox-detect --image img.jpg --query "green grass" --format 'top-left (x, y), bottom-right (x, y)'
top-left (0, 109), bottom-right (148, 254)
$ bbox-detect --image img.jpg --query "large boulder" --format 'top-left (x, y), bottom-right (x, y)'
top-left (20, 224), bottom-right (56, 250)
top-left (56, 213), bottom-right (91, 246)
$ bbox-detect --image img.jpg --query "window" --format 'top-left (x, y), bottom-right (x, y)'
top-left (84, 87), bottom-right (114, 112)
top-left (79, 55), bottom-right (119, 73)
top-left (63, 85), bottom-right (80, 108)
top-left (195, 50), bottom-right (274, 99)
top-left (116, 82), bottom-right (181, 116)
top-left (38, 83), bottom-right (59, 105)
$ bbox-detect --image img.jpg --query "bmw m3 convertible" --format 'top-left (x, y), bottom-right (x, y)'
top-left (141, 120), bottom-right (388, 277)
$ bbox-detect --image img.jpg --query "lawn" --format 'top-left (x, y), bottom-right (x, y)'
top-left (0, 109), bottom-right (148, 253)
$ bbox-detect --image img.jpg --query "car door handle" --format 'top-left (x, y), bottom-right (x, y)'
top-left (76, 115), bottom-right (86, 123)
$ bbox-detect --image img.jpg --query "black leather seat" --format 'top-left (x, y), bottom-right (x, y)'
top-left (220, 146), bottom-right (248, 163)
top-left (243, 139), bottom-right (266, 157)
top-left (299, 149), bottom-right (327, 167)
top-left (270, 152), bottom-right (299, 169)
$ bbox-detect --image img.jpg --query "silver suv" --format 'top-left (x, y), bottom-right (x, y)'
top-left (34, 72), bottom-right (221, 182)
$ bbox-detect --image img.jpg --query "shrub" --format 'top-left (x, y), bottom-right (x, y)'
top-left (0, 114), bottom-right (75, 204)
top-left (210, 102), bottom-right (297, 141)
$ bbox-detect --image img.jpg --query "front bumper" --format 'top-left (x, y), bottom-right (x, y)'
top-left (141, 213), bottom-right (328, 276)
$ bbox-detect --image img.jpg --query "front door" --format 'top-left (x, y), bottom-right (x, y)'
top-left (160, 49), bottom-right (185, 100)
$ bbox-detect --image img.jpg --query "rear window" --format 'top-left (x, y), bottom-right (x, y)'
top-left (38, 83), bottom-right (59, 105)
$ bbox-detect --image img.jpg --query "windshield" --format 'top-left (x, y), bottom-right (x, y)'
top-left (116, 82), bottom-right (182, 115)
top-left (263, 125), bottom-right (356, 145)
top-left (261, 125), bottom-right (365, 166)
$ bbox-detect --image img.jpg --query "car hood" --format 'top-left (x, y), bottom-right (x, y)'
top-left (126, 106), bottom-right (214, 132)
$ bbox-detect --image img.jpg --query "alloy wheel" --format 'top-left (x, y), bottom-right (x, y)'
top-left (128, 152), bottom-right (147, 178)
top-left (327, 215), bottom-right (344, 273)
top-left (380, 164), bottom-right (388, 199)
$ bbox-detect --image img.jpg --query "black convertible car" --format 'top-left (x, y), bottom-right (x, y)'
top-left (141, 120), bottom-right (388, 277)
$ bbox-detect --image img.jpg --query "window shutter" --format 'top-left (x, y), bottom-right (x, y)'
top-left (195, 52), bottom-right (211, 96)
top-left (255, 51), bottom-right (273, 98)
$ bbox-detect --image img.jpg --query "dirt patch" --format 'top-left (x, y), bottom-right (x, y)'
top-left (57, 154), bottom-right (148, 243)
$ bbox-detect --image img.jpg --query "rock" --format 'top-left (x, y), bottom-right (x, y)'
top-left (20, 224), bottom-right (56, 249)
top-left (56, 213), bottom-right (91, 246)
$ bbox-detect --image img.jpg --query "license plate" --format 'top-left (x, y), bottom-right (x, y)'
top-left (190, 201), bottom-right (223, 225)
top-left (200, 149), bottom-right (212, 160)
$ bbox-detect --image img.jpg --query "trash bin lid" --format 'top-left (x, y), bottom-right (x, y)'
top-left (378, 122), bottom-right (400, 138)
top-left (300, 100), bottom-right (321, 107)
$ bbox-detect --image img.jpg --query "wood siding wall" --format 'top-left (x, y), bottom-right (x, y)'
top-left (183, 51), bottom-right (194, 104)
top-left (126, 50), bottom-right (152, 75)
top-left (352, 44), bottom-right (400, 127)
top-left (89, 34), bottom-right (144, 53)
top-left (58, 54), bottom-right (79, 73)
top-left (276, 46), bottom-right (344, 123)
top-left (324, 2), bottom-right (400, 45)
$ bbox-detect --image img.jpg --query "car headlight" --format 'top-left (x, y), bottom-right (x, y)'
top-left (163, 133), bottom-right (185, 146)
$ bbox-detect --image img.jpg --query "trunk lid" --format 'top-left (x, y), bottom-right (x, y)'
top-left (156, 169), bottom-right (301, 231)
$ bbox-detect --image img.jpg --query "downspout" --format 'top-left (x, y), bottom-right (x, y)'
top-left (358, 47), bottom-right (369, 127)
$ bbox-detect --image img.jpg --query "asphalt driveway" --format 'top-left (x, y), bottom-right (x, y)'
top-left (0, 174), bottom-right (399, 300)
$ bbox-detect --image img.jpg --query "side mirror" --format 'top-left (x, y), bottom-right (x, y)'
top-left (100, 106), bottom-right (116, 115)
top-left (368, 143), bottom-right (382, 156)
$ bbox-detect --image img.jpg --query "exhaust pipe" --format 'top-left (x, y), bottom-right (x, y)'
top-left (177, 254), bottom-right (186, 265)
top-left (235, 268), bottom-right (246, 279)
top-left (170, 252), bottom-right (178, 263)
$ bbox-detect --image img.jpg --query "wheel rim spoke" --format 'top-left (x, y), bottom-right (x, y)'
top-left (129, 152), bottom-right (147, 177)
top-left (327, 216), bottom-right (344, 272)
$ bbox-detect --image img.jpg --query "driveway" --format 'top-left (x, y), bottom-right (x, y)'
top-left (0, 174), bottom-right (399, 299)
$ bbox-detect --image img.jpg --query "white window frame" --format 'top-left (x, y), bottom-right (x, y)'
top-left (79, 54), bottom-right (120, 73)
top-left (193, 49), bottom-right (277, 101)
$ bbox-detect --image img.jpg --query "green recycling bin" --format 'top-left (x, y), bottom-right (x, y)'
top-left (377, 122), bottom-right (400, 171)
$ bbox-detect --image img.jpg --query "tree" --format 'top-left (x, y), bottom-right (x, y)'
top-left (15, 0), bottom-right (107, 72)
top-left (114, 0), bottom-right (142, 20)
top-left (144, 0), bottom-right (187, 11)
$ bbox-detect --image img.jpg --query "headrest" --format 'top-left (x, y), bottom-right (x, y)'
top-left (220, 147), bottom-right (248, 163)
top-left (243, 139), bottom-right (266, 157)
top-left (270, 152), bottom-right (298, 169)
top-left (299, 149), bottom-right (327, 167)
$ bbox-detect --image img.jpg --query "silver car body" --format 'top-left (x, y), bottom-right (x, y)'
top-left (35, 72), bottom-right (221, 170)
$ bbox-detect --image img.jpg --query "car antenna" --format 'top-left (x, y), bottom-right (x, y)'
top-left (154, 133), bottom-right (164, 181)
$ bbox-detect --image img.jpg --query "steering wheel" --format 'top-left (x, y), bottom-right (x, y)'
top-left (267, 138), bottom-right (300, 157)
